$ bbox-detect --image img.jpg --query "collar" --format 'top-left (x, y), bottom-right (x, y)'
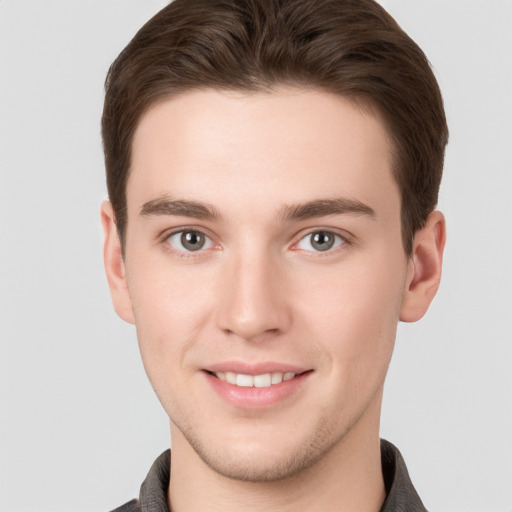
top-left (379, 439), bottom-right (428, 511)
top-left (115, 439), bottom-right (427, 512)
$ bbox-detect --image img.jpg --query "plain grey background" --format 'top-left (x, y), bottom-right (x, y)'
top-left (1, 1), bottom-right (511, 510)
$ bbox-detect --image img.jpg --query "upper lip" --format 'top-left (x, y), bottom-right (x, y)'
top-left (204, 361), bottom-right (310, 375)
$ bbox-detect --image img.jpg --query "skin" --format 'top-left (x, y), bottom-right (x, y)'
top-left (102, 87), bottom-right (445, 512)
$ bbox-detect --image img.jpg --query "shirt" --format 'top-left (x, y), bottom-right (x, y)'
top-left (110, 439), bottom-right (427, 511)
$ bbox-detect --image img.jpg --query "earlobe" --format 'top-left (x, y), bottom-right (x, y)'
top-left (399, 211), bottom-right (446, 323)
top-left (100, 201), bottom-right (135, 324)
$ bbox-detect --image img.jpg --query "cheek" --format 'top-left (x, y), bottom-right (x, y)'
top-left (126, 258), bottom-right (214, 376)
top-left (127, 266), bottom-right (217, 419)
top-left (294, 252), bottom-right (406, 379)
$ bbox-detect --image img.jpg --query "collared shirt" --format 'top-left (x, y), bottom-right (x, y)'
top-left (110, 439), bottom-right (427, 512)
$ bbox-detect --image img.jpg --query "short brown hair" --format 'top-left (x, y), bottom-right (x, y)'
top-left (102, 0), bottom-right (448, 254)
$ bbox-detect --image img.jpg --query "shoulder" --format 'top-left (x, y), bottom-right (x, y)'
top-left (107, 449), bottom-right (170, 512)
top-left (108, 498), bottom-right (140, 512)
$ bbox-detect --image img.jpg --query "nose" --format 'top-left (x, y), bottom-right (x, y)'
top-left (215, 249), bottom-right (292, 342)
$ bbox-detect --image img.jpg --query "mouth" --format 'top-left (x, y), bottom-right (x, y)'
top-left (203, 367), bottom-right (312, 409)
top-left (206, 370), bottom-right (302, 388)
top-left (202, 361), bottom-right (315, 409)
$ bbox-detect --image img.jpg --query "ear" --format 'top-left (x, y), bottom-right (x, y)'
top-left (400, 211), bottom-right (446, 322)
top-left (100, 201), bottom-right (135, 324)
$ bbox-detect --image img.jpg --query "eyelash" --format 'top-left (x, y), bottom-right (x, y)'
top-left (292, 230), bottom-right (347, 254)
top-left (161, 228), bottom-right (350, 257)
top-left (163, 228), bottom-right (217, 258)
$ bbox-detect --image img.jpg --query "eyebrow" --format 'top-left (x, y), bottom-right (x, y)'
top-left (140, 197), bottom-right (221, 220)
top-left (279, 198), bottom-right (375, 221)
top-left (139, 196), bottom-right (375, 221)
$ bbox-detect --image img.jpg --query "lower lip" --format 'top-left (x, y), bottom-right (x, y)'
top-left (204, 371), bottom-right (312, 409)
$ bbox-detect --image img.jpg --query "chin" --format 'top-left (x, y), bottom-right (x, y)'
top-left (177, 418), bottom-right (342, 483)
top-left (197, 445), bottom-right (324, 483)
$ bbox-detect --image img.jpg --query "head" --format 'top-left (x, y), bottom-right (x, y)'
top-left (102, 0), bottom-right (448, 256)
top-left (101, 0), bottom-right (447, 485)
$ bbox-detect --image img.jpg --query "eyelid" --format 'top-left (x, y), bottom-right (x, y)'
top-left (158, 225), bottom-right (352, 256)
top-left (161, 226), bottom-right (219, 254)
top-left (291, 228), bottom-right (351, 253)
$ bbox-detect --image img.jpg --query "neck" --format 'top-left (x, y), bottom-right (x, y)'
top-left (167, 401), bottom-right (386, 512)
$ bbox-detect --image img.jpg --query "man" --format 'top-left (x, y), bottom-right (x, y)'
top-left (101, 0), bottom-right (447, 510)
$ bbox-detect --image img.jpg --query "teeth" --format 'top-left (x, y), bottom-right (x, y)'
top-left (236, 374), bottom-right (254, 387)
top-left (253, 374), bottom-right (272, 388)
top-left (271, 372), bottom-right (283, 384)
top-left (214, 371), bottom-right (297, 388)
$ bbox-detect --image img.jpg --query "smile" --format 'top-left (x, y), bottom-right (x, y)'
top-left (204, 368), bottom-right (312, 409)
top-left (213, 371), bottom-right (297, 388)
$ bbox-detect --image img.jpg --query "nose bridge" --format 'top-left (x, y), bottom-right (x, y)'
top-left (216, 240), bottom-right (290, 341)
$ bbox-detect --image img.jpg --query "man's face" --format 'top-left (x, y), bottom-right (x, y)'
top-left (116, 88), bottom-right (412, 481)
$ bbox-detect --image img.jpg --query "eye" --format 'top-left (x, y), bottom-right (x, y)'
top-left (295, 230), bottom-right (345, 252)
top-left (166, 230), bottom-right (214, 252)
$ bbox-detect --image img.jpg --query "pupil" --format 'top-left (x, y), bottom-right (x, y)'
top-left (181, 231), bottom-right (204, 251)
top-left (311, 231), bottom-right (334, 251)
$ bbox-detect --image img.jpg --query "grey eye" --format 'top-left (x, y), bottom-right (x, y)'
top-left (297, 231), bottom-right (344, 252)
top-left (311, 231), bottom-right (335, 251)
top-left (181, 231), bottom-right (205, 251)
top-left (167, 230), bottom-right (213, 252)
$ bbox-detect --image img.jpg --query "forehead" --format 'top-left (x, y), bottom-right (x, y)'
top-left (128, 87), bottom-right (397, 219)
